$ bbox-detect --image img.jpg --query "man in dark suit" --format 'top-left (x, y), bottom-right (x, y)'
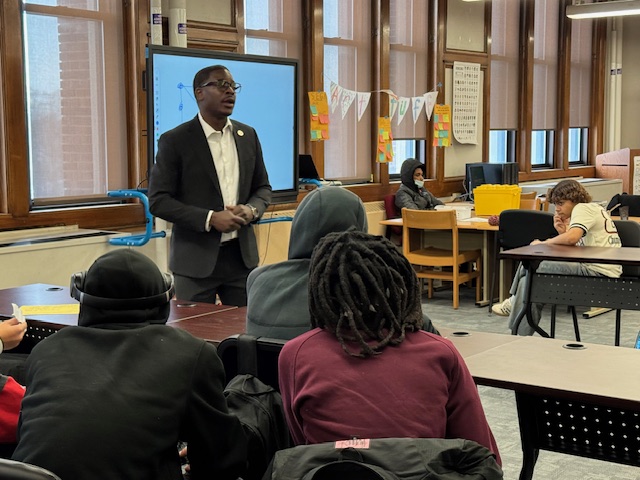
top-left (149, 65), bottom-right (272, 306)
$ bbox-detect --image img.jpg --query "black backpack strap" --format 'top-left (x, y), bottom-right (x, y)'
top-left (237, 334), bottom-right (259, 376)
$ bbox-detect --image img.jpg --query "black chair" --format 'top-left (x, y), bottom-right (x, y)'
top-left (0, 459), bottom-right (61, 480)
top-left (217, 334), bottom-right (287, 392)
top-left (610, 220), bottom-right (640, 345)
top-left (606, 193), bottom-right (640, 217)
top-left (488, 209), bottom-right (558, 313)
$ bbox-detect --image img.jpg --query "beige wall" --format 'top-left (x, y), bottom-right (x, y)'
top-left (0, 201), bottom-right (388, 289)
top-left (621, 16), bottom-right (640, 150)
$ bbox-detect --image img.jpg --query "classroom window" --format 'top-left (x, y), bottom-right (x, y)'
top-left (388, 0), bottom-right (429, 178)
top-left (488, 130), bottom-right (516, 164)
top-left (22, 1), bottom-right (127, 204)
top-left (389, 139), bottom-right (426, 177)
top-left (489, 0), bottom-right (519, 138)
top-left (531, 130), bottom-right (554, 167)
top-left (243, 0), bottom-right (300, 59)
top-left (531, 0), bottom-right (559, 168)
top-left (323, 0), bottom-right (371, 182)
top-left (568, 127), bottom-right (587, 164)
top-left (569, 16), bottom-right (592, 166)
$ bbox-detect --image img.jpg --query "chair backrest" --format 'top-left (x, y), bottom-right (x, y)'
top-left (519, 197), bottom-right (541, 211)
top-left (613, 219), bottom-right (640, 277)
top-left (402, 209), bottom-right (460, 265)
top-left (497, 209), bottom-right (557, 250)
top-left (607, 194), bottom-right (640, 217)
top-left (0, 459), bottom-right (61, 480)
top-left (383, 194), bottom-right (400, 220)
top-left (401, 208), bottom-right (457, 231)
top-left (520, 191), bottom-right (537, 200)
top-left (217, 334), bottom-right (287, 392)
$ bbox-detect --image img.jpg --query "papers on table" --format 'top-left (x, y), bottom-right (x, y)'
top-left (11, 303), bottom-right (25, 323)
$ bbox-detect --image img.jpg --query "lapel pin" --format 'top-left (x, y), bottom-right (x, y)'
top-left (237, 130), bottom-right (244, 137)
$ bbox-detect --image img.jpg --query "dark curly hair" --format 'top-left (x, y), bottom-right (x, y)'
top-left (308, 230), bottom-right (423, 358)
top-left (549, 179), bottom-right (592, 205)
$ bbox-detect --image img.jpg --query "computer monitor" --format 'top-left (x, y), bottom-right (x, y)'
top-left (464, 162), bottom-right (519, 200)
top-left (501, 162), bottom-right (519, 185)
top-left (467, 164), bottom-right (486, 200)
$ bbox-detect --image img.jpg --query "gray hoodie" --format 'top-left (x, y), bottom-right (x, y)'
top-left (395, 158), bottom-right (443, 211)
top-left (246, 186), bottom-right (439, 339)
top-left (246, 187), bottom-right (368, 339)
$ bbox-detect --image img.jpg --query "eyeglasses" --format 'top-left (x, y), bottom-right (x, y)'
top-left (199, 80), bottom-right (242, 93)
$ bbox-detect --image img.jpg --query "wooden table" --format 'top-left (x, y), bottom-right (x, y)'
top-left (380, 216), bottom-right (499, 305)
top-left (167, 305), bottom-right (247, 345)
top-left (500, 244), bottom-right (640, 343)
top-left (0, 283), bottom-right (247, 350)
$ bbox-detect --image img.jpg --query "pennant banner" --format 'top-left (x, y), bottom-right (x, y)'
top-left (423, 91), bottom-right (438, 122)
top-left (320, 81), bottom-right (441, 129)
top-left (356, 92), bottom-right (371, 121)
top-left (388, 94), bottom-right (399, 120)
top-left (340, 89), bottom-right (357, 119)
top-left (329, 81), bottom-right (342, 114)
top-left (397, 97), bottom-right (410, 125)
top-left (412, 96), bottom-right (425, 123)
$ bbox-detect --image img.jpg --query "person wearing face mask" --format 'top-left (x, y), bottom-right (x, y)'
top-left (395, 158), bottom-right (444, 211)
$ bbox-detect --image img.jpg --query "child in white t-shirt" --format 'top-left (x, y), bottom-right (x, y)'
top-left (492, 179), bottom-right (621, 335)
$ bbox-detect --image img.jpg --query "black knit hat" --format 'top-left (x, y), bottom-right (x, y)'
top-left (76, 250), bottom-right (172, 327)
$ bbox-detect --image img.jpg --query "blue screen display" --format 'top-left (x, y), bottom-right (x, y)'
top-left (147, 45), bottom-right (298, 201)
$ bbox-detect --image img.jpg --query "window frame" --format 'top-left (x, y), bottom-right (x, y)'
top-left (0, 0), bottom-right (145, 231)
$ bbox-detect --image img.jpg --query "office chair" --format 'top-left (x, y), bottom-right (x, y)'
top-left (0, 459), bottom-right (61, 480)
top-left (488, 209), bottom-right (557, 314)
top-left (383, 194), bottom-right (402, 244)
top-left (401, 208), bottom-right (481, 309)
top-left (607, 193), bottom-right (640, 217)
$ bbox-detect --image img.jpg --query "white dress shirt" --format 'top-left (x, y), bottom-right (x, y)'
top-left (198, 113), bottom-right (240, 242)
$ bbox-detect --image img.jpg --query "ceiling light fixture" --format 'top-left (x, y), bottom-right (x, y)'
top-left (566, 0), bottom-right (640, 19)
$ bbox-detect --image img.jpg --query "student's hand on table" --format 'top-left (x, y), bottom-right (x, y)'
top-left (530, 239), bottom-right (544, 245)
top-left (0, 317), bottom-right (28, 350)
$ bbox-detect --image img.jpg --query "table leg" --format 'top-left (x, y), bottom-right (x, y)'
top-left (515, 392), bottom-right (540, 480)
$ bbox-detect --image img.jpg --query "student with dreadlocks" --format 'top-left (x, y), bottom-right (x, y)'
top-left (278, 230), bottom-right (501, 465)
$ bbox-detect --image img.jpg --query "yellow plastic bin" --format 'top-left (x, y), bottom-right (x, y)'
top-left (473, 184), bottom-right (522, 216)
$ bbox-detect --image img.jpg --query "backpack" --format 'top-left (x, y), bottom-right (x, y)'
top-left (223, 335), bottom-right (291, 480)
top-left (263, 437), bottom-right (503, 480)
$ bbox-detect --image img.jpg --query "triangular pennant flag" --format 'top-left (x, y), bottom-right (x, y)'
top-left (423, 91), bottom-right (438, 121)
top-left (397, 97), bottom-right (410, 125)
top-left (388, 94), bottom-right (399, 120)
top-left (356, 91), bottom-right (371, 121)
top-left (340, 89), bottom-right (357, 119)
top-left (329, 81), bottom-right (343, 114)
top-left (411, 96), bottom-right (425, 124)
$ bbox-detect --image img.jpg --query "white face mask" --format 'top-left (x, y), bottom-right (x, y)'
top-left (414, 179), bottom-right (424, 188)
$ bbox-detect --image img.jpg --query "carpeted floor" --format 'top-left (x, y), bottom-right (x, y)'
top-left (422, 285), bottom-right (640, 480)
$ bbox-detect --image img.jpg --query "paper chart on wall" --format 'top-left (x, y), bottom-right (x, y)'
top-left (452, 62), bottom-right (480, 145)
top-left (634, 156), bottom-right (640, 195)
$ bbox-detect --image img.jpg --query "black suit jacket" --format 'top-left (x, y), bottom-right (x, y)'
top-left (148, 116), bottom-right (272, 278)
